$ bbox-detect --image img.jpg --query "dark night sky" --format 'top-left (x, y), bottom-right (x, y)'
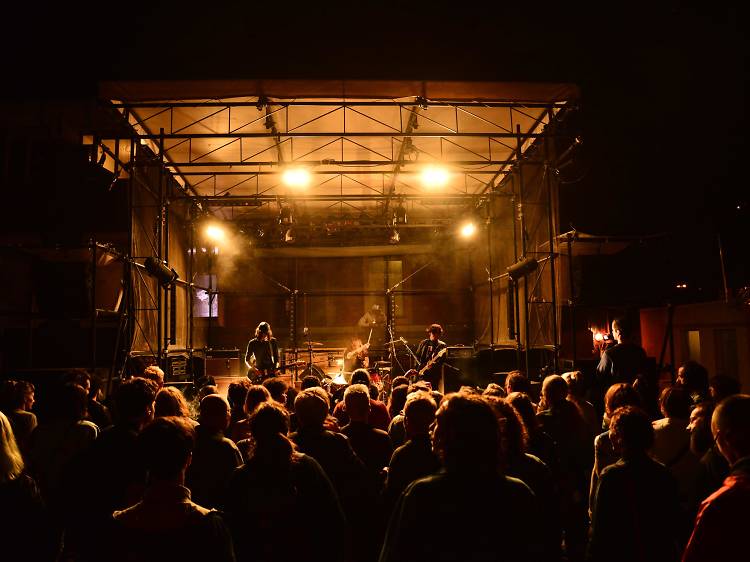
top-left (4, 1), bottom-right (748, 303)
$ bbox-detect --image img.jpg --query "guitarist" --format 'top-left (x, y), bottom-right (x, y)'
top-left (245, 321), bottom-right (280, 383)
top-left (415, 323), bottom-right (448, 389)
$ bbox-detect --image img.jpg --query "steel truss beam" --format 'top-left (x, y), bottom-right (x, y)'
top-left (111, 101), bottom-right (567, 109)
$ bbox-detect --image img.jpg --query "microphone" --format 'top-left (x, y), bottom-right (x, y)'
top-left (399, 337), bottom-right (408, 344)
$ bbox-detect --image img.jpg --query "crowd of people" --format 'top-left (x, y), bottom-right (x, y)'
top-left (0, 336), bottom-right (748, 562)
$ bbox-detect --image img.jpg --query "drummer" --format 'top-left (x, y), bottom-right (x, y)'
top-left (344, 335), bottom-right (369, 375)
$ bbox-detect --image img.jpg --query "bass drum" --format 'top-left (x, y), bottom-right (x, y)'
top-left (299, 364), bottom-right (326, 381)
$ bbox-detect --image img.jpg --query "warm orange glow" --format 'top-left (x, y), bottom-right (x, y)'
top-left (205, 224), bottom-right (225, 241)
top-left (282, 167), bottom-right (312, 188)
top-left (420, 165), bottom-right (451, 188)
top-left (459, 221), bottom-right (477, 238)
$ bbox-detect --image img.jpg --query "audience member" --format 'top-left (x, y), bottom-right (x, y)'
top-left (507, 391), bottom-right (557, 471)
top-left (262, 377), bottom-right (288, 405)
top-left (112, 416), bottom-right (235, 562)
top-left (385, 384), bottom-right (409, 445)
top-left (0, 411), bottom-right (58, 560)
top-left (226, 379), bottom-right (252, 425)
top-left (380, 393), bottom-right (541, 562)
top-left (341, 384), bottom-right (392, 475)
top-left (588, 406), bottom-right (682, 562)
top-left (708, 374), bottom-right (741, 403)
top-left (537, 375), bottom-right (593, 562)
top-left (87, 373), bottom-right (113, 430)
top-left (291, 388), bottom-right (375, 562)
top-left (683, 394), bottom-right (750, 562)
top-left (676, 360), bottom-right (709, 407)
top-left (186, 395), bottom-right (243, 508)
top-left (300, 375), bottom-right (321, 390)
top-left (383, 391), bottom-right (440, 505)
top-left (62, 377), bottom-right (157, 561)
top-left (155, 386), bottom-right (197, 426)
top-left (197, 384), bottom-right (219, 402)
top-left (688, 401), bottom-right (730, 506)
top-left (487, 396), bottom-right (561, 561)
top-left (563, 370), bottom-right (599, 434)
top-left (482, 382), bottom-right (506, 398)
top-left (27, 382), bottom-right (99, 504)
top-left (5, 380), bottom-right (37, 452)
top-left (651, 386), bottom-right (701, 514)
top-left (224, 402), bottom-right (345, 562)
top-left (505, 370), bottom-right (532, 397)
top-left (140, 365), bottom-right (165, 390)
top-left (227, 384), bottom-right (271, 446)
top-left (333, 369), bottom-right (390, 431)
top-left (589, 382), bottom-right (642, 513)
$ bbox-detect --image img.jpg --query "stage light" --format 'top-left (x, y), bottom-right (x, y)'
top-left (205, 224), bottom-right (225, 242)
top-left (282, 167), bottom-right (312, 188)
top-left (389, 228), bottom-right (400, 245)
top-left (507, 257), bottom-right (539, 280)
top-left (144, 257), bottom-right (178, 286)
top-left (284, 228), bottom-right (296, 244)
top-left (459, 221), bottom-right (477, 238)
top-left (420, 165), bottom-right (450, 189)
top-left (594, 332), bottom-right (604, 342)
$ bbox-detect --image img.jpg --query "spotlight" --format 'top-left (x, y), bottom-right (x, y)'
top-left (284, 228), bottom-right (295, 244)
top-left (420, 165), bottom-right (450, 189)
top-left (459, 221), bottom-right (477, 238)
top-left (204, 224), bottom-right (225, 242)
top-left (389, 228), bottom-right (400, 245)
top-left (594, 332), bottom-right (604, 342)
top-left (282, 167), bottom-right (312, 188)
top-left (144, 257), bottom-right (178, 286)
top-left (507, 257), bottom-right (539, 280)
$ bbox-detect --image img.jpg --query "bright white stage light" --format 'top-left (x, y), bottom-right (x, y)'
top-left (459, 221), bottom-right (477, 238)
top-left (420, 165), bottom-right (450, 188)
top-left (282, 167), bottom-right (312, 188)
top-left (205, 224), bottom-right (225, 241)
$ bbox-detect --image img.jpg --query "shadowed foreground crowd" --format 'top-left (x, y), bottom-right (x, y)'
top-left (0, 361), bottom-right (748, 562)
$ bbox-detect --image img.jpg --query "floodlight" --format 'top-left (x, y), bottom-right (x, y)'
top-left (205, 224), bottom-right (225, 241)
top-left (144, 257), bottom-right (178, 286)
top-left (420, 165), bottom-right (450, 189)
top-left (459, 221), bottom-right (477, 238)
top-left (282, 167), bottom-right (312, 188)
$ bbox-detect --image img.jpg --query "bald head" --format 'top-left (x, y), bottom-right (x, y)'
top-left (712, 394), bottom-right (750, 464)
top-left (199, 394), bottom-right (231, 433)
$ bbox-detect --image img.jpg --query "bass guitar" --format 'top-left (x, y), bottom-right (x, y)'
top-left (418, 347), bottom-right (448, 378)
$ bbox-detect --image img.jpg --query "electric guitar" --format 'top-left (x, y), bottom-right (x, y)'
top-left (418, 347), bottom-right (448, 377)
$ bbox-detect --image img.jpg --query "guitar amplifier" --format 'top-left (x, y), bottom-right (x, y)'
top-left (206, 349), bottom-right (241, 378)
top-left (447, 346), bottom-right (474, 359)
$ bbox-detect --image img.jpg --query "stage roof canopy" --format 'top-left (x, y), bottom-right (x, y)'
top-left (97, 79), bottom-right (578, 232)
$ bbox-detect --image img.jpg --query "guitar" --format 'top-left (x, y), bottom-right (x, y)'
top-left (418, 347), bottom-right (448, 377)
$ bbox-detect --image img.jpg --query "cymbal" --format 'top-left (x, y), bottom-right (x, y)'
top-left (308, 342), bottom-right (324, 346)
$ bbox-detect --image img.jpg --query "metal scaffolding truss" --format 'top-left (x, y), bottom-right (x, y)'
top-left (97, 82), bottom-right (573, 225)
